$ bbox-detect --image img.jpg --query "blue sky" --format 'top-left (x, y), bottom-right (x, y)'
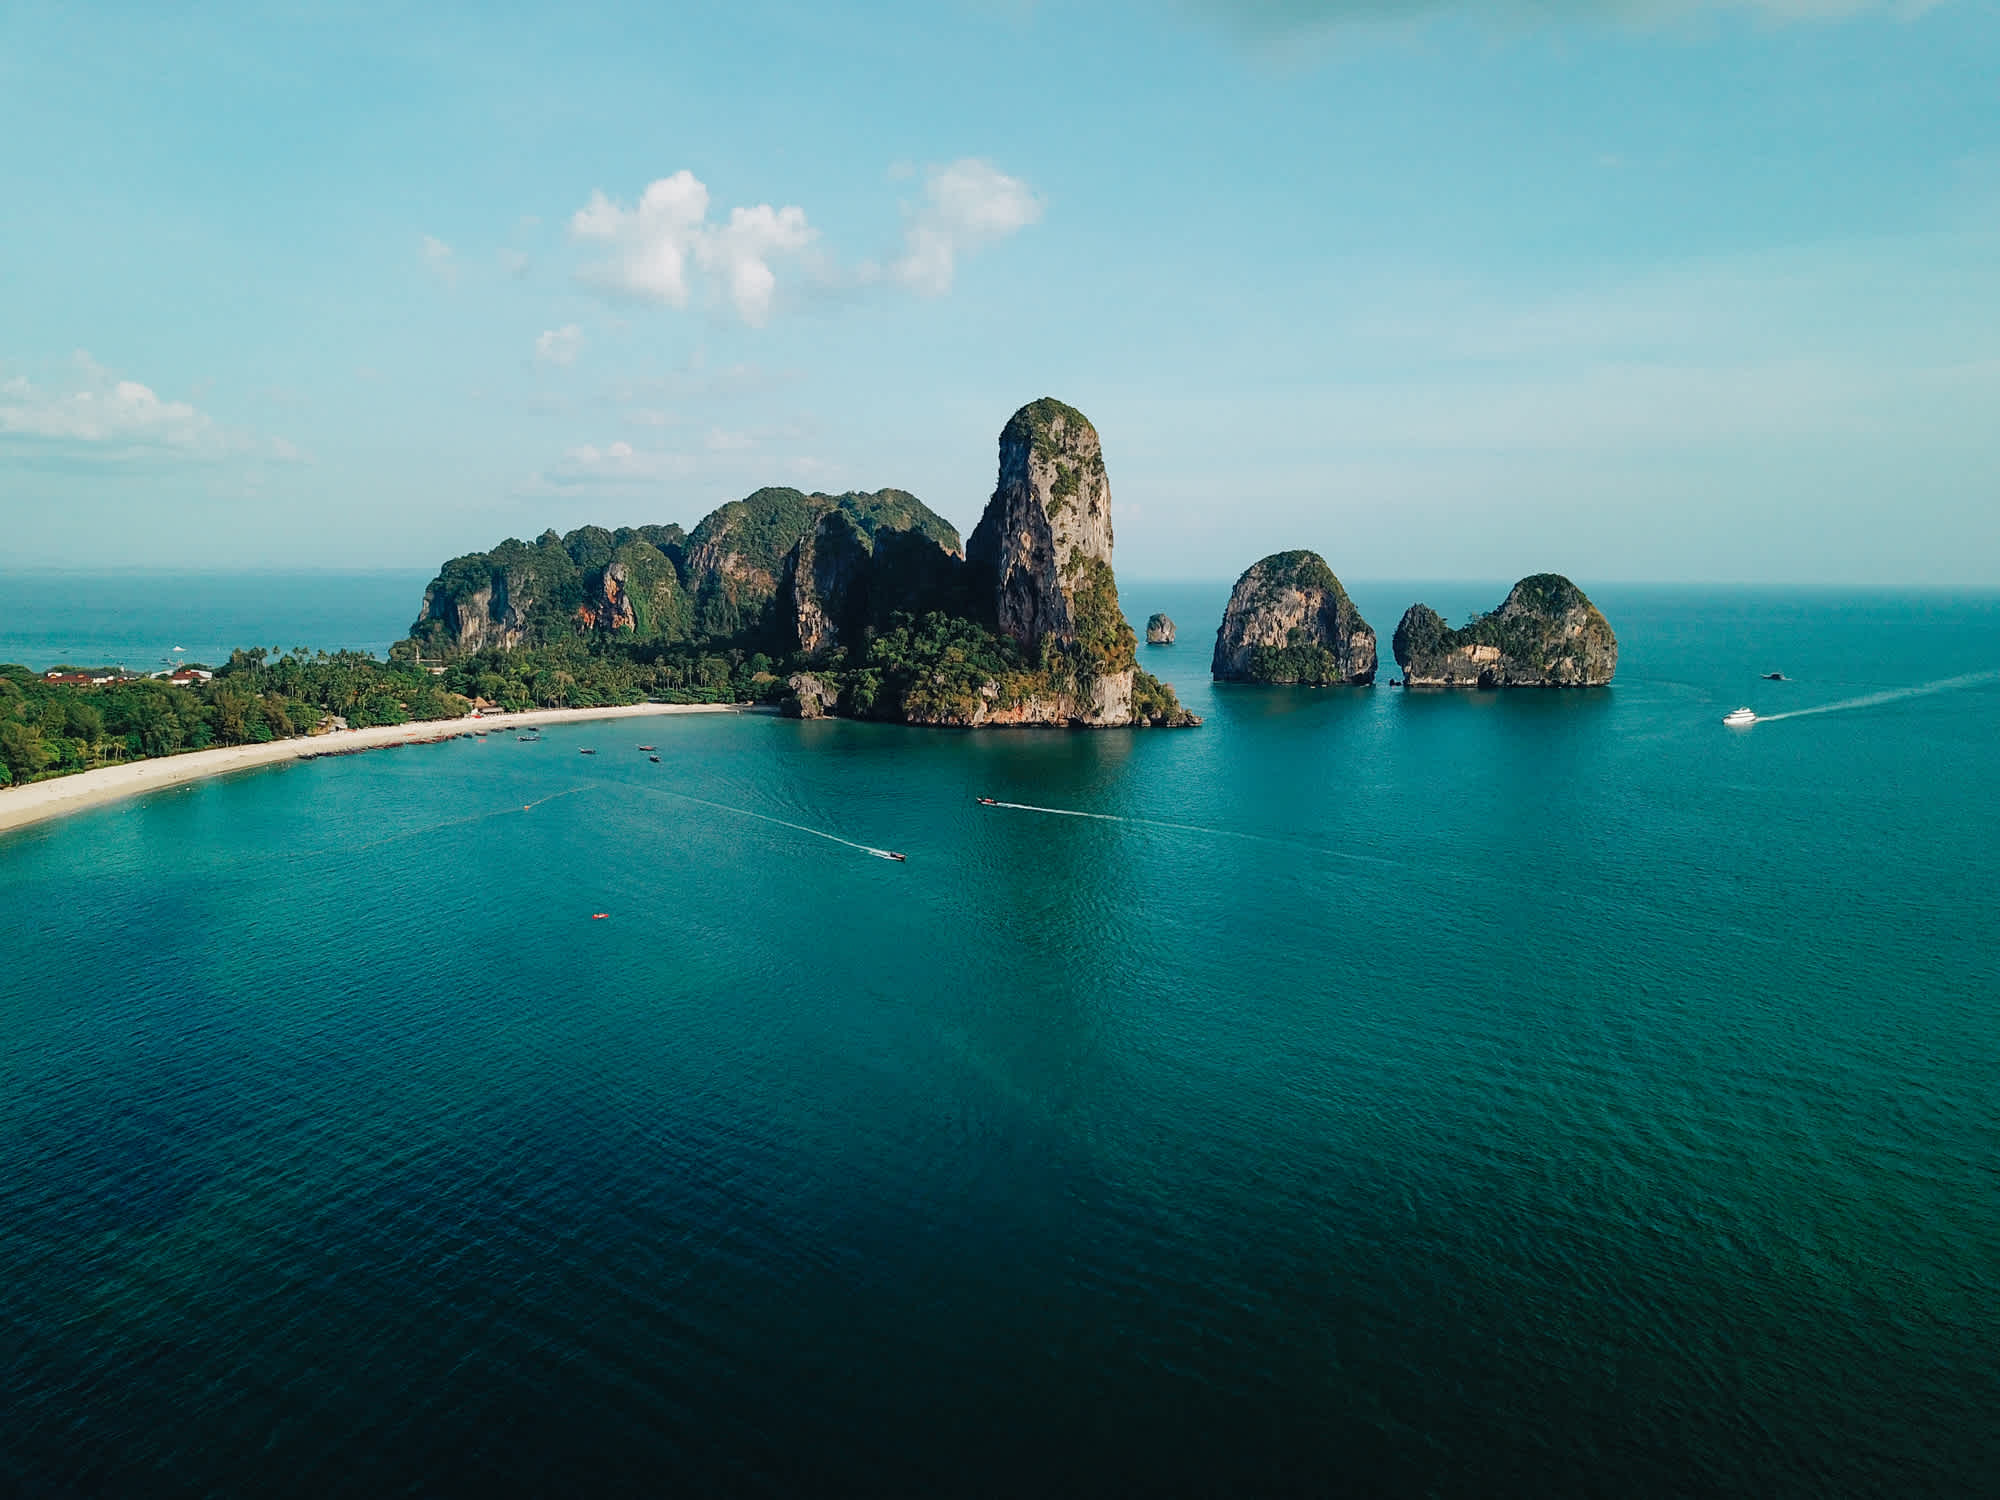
top-left (3, 0), bottom-right (1996, 582)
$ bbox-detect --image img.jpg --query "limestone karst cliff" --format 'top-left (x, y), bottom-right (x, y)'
top-left (1211, 552), bottom-right (1377, 685)
top-left (408, 493), bottom-right (957, 656)
top-left (577, 541), bottom-right (689, 639)
top-left (966, 399), bottom-right (1118, 654)
top-left (682, 488), bottom-right (960, 642)
top-left (1146, 613), bottom-right (1176, 645)
top-left (410, 525), bottom-right (691, 655)
top-left (941, 398), bottom-right (1184, 727)
top-left (782, 398), bottom-right (1191, 727)
top-left (780, 511), bottom-right (874, 660)
top-left (400, 399), bottom-right (1196, 729)
top-left (1393, 575), bottom-right (1617, 687)
top-left (779, 510), bottom-right (970, 661)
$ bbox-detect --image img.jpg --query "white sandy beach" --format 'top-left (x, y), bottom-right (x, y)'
top-left (0, 703), bottom-right (755, 838)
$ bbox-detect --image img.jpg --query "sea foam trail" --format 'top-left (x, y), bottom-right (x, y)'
top-left (1751, 669), bottom-right (2000, 723)
top-left (343, 783), bottom-right (595, 853)
top-left (639, 787), bottom-right (902, 861)
top-left (980, 801), bottom-right (1396, 866)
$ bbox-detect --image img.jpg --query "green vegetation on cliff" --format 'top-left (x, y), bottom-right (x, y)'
top-left (415, 488), bottom-right (964, 656)
top-left (1064, 554), bottom-right (1138, 677)
top-left (1392, 574), bottom-right (1617, 687)
top-left (1245, 550), bottom-right (1344, 608)
top-left (1214, 550), bottom-right (1376, 686)
top-left (836, 614), bottom-right (1036, 723)
top-left (1447, 574), bottom-right (1595, 668)
top-left (800, 612), bottom-right (1191, 727)
top-left (1002, 396), bottom-right (1097, 461)
top-left (599, 539), bottom-right (692, 640)
top-left (1247, 632), bottom-right (1352, 687)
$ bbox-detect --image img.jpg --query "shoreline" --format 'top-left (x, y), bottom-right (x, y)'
top-left (0, 703), bottom-right (756, 839)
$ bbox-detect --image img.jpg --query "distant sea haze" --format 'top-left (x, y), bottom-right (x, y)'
top-left (0, 571), bottom-right (433, 671)
top-left (3, 583), bottom-right (1998, 1494)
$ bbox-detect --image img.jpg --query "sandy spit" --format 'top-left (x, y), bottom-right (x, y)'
top-left (0, 703), bottom-right (759, 838)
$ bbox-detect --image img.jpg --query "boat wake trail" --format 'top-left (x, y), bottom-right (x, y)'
top-left (642, 787), bottom-right (902, 861)
top-left (1751, 669), bottom-right (2000, 723)
top-left (521, 786), bottom-right (592, 812)
top-left (345, 784), bottom-right (594, 853)
top-left (980, 801), bottom-right (1395, 866)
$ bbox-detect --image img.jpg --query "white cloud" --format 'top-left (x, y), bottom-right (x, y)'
top-left (498, 248), bottom-right (532, 278)
top-left (568, 161), bottom-right (1038, 321)
top-left (525, 439), bottom-right (697, 491)
top-left (535, 323), bottom-right (585, 366)
top-left (269, 436), bottom-right (306, 462)
top-left (0, 352), bottom-right (229, 460)
top-left (705, 426), bottom-right (756, 452)
top-left (696, 203), bottom-right (815, 324)
top-left (571, 170), bottom-right (715, 308)
top-left (892, 159), bottom-right (1042, 295)
top-left (421, 234), bottom-right (457, 287)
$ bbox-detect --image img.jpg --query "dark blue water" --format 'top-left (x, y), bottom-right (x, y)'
top-left (3, 584), bottom-right (1998, 1496)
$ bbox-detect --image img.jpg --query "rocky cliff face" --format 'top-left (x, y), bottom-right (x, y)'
top-left (577, 541), bottom-right (688, 639)
top-left (781, 512), bottom-right (873, 658)
top-left (681, 488), bottom-right (832, 641)
top-left (411, 529), bottom-right (693, 654)
top-left (412, 531), bottom-right (580, 654)
top-left (892, 672), bottom-right (1137, 729)
top-left (685, 487), bottom-right (963, 642)
top-left (782, 672), bottom-right (840, 719)
top-left (962, 398), bottom-right (1152, 724)
top-left (967, 399), bottom-right (1116, 651)
top-left (408, 495), bottom-right (955, 657)
top-left (400, 399), bottom-right (1196, 730)
top-left (1146, 613), bottom-right (1176, 645)
top-left (779, 510), bottom-right (970, 660)
top-left (1393, 574), bottom-right (1617, 687)
top-left (1212, 552), bottom-right (1376, 685)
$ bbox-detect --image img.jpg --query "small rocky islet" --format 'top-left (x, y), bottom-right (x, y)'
top-left (1212, 551), bottom-right (1378, 686)
top-left (1210, 554), bottom-right (1616, 689)
top-left (1393, 576), bottom-right (1618, 688)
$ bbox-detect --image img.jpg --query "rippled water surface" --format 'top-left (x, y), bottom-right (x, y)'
top-left (3, 586), bottom-right (1998, 1496)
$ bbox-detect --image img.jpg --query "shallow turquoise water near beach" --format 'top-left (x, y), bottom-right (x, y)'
top-left (3, 585), bottom-right (1998, 1495)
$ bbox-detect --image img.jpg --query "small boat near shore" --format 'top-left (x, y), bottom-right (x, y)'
top-left (1723, 707), bottom-right (1757, 727)
top-left (1764, 672), bottom-right (1788, 681)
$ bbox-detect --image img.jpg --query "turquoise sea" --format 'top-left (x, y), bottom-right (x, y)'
top-left (3, 579), bottom-right (1998, 1496)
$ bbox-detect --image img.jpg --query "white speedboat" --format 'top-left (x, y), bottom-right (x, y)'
top-left (1722, 706), bottom-right (1757, 727)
